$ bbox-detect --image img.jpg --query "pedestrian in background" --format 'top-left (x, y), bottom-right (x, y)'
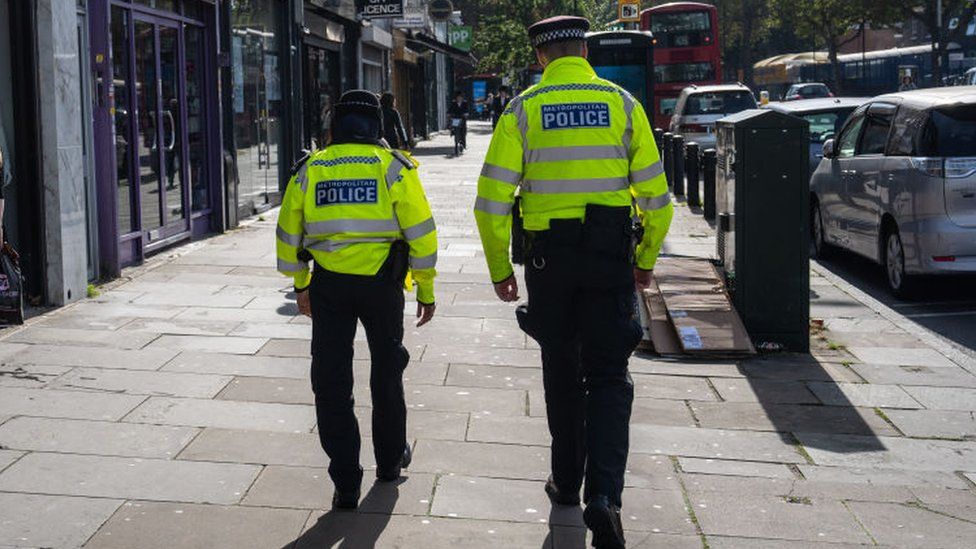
top-left (473, 15), bottom-right (672, 549)
top-left (276, 90), bottom-right (438, 511)
top-left (491, 86), bottom-right (511, 128)
top-left (380, 91), bottom-right (409, 150)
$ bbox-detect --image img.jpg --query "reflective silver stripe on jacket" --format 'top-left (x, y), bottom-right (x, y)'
top-left (474, 196), bottom-right (514, 216)
top-left (510, 97), bottom-right (529, 159)
top-left (630, 161), bottom-right (665, 184)
top-left (480, 163), bottom-right (522, 185)
top-left (304, 237), bottom-right (397, 253)
top-left (276, 226), bottom-right (303, 247)
top-left (636, 193), bottom-right (671, 211)
top-left (304, 218), bottom-right (400, 236)
top-left (523, 176), bottom-right (631, 194)
top-left (526, 145), bottom-right (628, 164)
top-left (402, 217), bottom-right (436, 241)
top-left (385, 158), bottom-right (405, 189)
top-left (277, 259), bottom-right (307, 273)
top-left (297, 163), bottom-right (310, 194)
top-left (409, 251), bottom-right (438, 270)
top-left (618, 90), bottom-right (635, 152)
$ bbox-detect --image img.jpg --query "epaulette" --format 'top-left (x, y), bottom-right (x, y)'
top-left (391, 149), bottom-right (416, 170)
top-left (290, 149), bottom-right (312, 176)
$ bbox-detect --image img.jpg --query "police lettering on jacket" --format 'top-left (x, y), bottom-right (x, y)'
top-left (316, 179), bottom-right (378, 206)
top-left (541, 103), bottom-right (610, 130)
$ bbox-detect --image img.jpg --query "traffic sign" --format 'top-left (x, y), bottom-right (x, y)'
top-left (618, 0), bottom-right (640, 22)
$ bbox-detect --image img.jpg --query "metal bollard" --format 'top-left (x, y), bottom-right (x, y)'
top-left (702, 148), bottom-right (717, 221)
top-left (672, 134), bottom-right (685, 197)
top-left (662, 132), bottom-right (674, 188)
top-left (685, 142), bottom-right (701, 207)
top-left (653, 127), bottom-right (664, 157)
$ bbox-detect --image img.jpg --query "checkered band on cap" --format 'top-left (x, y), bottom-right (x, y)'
top-left (531, 27), bottom-right (586, 47)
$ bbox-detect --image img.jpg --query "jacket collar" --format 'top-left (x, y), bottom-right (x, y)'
top-left (540, 56), bottom-right (596, 82)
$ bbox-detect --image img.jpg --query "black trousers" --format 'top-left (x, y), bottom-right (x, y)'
top-left (520, 244), bottom-right (642, 508)
top-left (309, 266), bottom-right (409, 492)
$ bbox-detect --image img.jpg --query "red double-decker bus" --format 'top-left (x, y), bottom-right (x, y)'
top-left (640, 2), bottom-right (722, 129)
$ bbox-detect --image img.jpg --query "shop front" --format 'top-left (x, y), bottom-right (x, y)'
top-left (90, 0), bottom-right (221, 275)
top-left (302, 10), bottom-right (345, 151)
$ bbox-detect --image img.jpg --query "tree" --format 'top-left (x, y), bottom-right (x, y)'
top-left (890, 0), bottom-right (976, 83)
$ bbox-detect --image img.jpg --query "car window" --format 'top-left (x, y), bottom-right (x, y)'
top-left (837, 109), bottom-right (867, 158)
top-left (683, 91), bottom-right (756, 115)
top-left (920, 103), bottom-right (976, 157)
top-left (887, 105), bottom-right (926, 156)
top-left (857, 109), bottom-right (894, 156)
top-left (801, 109), bottom-right (854, 144)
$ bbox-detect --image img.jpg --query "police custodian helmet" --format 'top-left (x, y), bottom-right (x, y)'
top-left (527, 15), bottom-right (590, 48)
top-left (332, 89), bottom-right (383, 144)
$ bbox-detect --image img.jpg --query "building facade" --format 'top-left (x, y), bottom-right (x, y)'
top-left (0, 0), bottom-right (468, 310)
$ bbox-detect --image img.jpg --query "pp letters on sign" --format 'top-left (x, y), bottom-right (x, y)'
top-left (316, 179), bottom-right (379, 206)
top-left (541, 103), bottom-right (611, 130)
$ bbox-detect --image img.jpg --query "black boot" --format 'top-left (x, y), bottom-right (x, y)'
top-left (545, 475), bottom-right (581, 506)
top-left (377, 444), bottom-right (412, 482)
top-left (331, 487), bottom-right (360, 510)
top-left (583, 495), bottom-right (626, 549)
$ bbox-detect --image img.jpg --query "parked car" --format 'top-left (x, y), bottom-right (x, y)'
top-left (669, 84), bottom-right (757, 149)
top-left (766, 97), bottom-right (869, 174)
top-left (966, 67), bottom-right (976, 86)
top-left (811, 87), bottom-right (976, 295)
top-left (784, 82), bottom-right (833, 100)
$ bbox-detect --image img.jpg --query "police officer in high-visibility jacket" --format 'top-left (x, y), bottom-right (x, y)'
top-left (473, 16), bottom-right (672, 549)
top-left (276, 90), bottom-right (438, 510)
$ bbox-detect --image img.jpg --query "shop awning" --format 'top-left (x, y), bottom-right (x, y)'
top-left (406, 32), bottom-right (478, 66)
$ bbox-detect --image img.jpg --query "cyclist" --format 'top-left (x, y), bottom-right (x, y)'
top-left (447, 91), bottom-right (468, 155)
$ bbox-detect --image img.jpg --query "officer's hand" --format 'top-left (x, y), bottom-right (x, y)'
top-left (634, 268), bottom-right (654, 292)
top-left (296, 290), bottom-right (312, 318)
top-left (416, 302), bottom-right (436, 327)
top-left (494, 275), bottom-right (520, 302)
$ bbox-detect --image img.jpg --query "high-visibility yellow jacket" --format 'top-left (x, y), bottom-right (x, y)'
top-left (276, 143), bottom-right (438, 304)
top-left (474, 56), bottom-right (673, 283)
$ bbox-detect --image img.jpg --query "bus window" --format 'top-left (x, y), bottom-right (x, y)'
top-left (654, 62), bottom-right (715, 84)
top-left (649, 10), bottom-right (712, 48)
top-left (589, 45), bottom-right (652, 106)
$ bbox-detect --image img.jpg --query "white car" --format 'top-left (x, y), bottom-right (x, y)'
top-left (669, 84), bottom-right (757, 149)
top-left (966, 67), bottom-right (976, 86)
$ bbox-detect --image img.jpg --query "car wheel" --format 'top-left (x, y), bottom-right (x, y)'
top-left (883, 227), bottom-right (913, 297)
top-left (810, 201), bottom-right (831, 259)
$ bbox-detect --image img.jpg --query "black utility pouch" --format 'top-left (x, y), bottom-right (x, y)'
top-left (386, 240), bottom-right (410, 285)
top-left (581, 204), bottom-right (632, 261)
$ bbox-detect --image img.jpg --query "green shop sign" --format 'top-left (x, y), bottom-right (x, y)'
top-left (449, 25), bottom-right (472, 52)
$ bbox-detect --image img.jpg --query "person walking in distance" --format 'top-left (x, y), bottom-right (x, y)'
top-left (491, 86), bottom-right (511, 128)
top-left (380, 91), bottom-right (409, 150)
top-left (473, 16), bottom-right (672, 549)
top-left (276, 90), bottom-right (438, 510)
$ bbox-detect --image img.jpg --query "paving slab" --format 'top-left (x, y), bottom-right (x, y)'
top-left (707, 537), bottom-right (884, 549)
top-left (0, 493), bottom-right (123, 549)
top-left (160, 351), bottom-right (309, 378)
top-left (2, 344), bottom-right (179, 370)
top-left (173, 306), bottom-right (296, 324)
top-left (292, 513), bottom-right (550, 549)
top-left (401, 361), bottom-right (450, 385)
top-left (847, 500), bottom-right (976, 548)
top-left (678, 457), bottom-right (795, 479)
top-left (405, 384), bottom-right (526, 416)
top-left (847, 347), bottom-right (957, 368)
top-left (632, 374), bottom-right (719, 401)
top-left (84, 501), bottom-right (309, 549)
top-left (49, 368), bottom-right (232, 398)
top-left (229, 322), bottom-right (312, 340)
top-left (145, 335), bottom-right (268, 355)
top-left (0, 342), bottom-right (29, 361)
top-left (216, 376), bottom-right (314, 405)
top-left (132, 292), bottom-right (254, 308)
top-left (797, 465), bottom-right (970, 489)
top-left (796, 432), bottom-right (976, 471)
top-left (625, 453), bottom-right (683, 491)
top-left (0, 417), bottom-right (197, 458)
top-left (242, 465), bottom-right (436, 515)
top-left (709, 378), bottom-right (820, 404)
top-left (689, 402), bottom-right (896, 436)
top-left (67, 301), bottom-right (186, 319)
top-left (446, 363), bottom-right (543, 390)
top-left (680, 473), bottom-right (916, 503)
top-left (630, 397), bottom-right (699, 427)
top-left (466, 414), bottom-right (550, 446)
top-left (0, 363), bottom-right (70, 388)
top-left (422, 344), bottom-right (540, 367)
top-left (37, 314), bottom-right (137, 331)
top-left (629, 356), bottom-right (744, 378)
top-left (0, 387), bottom-right (145, 421)
top-left (738, 359), bottom-right (863, 383)
top-left (125, 396), bottom-right (316, 432)
top-left (177, 428), bottom-right (328, 467)
top-left (689, 491), bottom-right (872, 544)
top-left (120, 318), bottom-right (242, 337)
top-left (900, 386), bottom-right (976, 411)
top-left (851, 363), bottom-right (976, 388)
top-left (4, 327), bottom-right (160, 349)
top-left (883, 409), bottom-right (976, 439)
top-left (0, 449), bottom-right (24, 472)
top-left (412, 439), bottom-right (550, 480)
top-left (629, 424), bottom-right (805, 463)
top-left (554, 529), bottom-right (703, 549)
top-left (0, 453), bottom-right (260, 504)
top-left (805, 382), bottom-right (923, 409)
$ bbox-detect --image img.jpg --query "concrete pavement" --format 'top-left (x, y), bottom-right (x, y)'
top-left (0, 121), bottom-right (975, 548)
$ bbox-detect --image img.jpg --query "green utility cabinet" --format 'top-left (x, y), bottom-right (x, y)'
top-left (715, 109), bottom-right (810, 352)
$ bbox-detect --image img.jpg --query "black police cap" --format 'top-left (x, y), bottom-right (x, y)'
top-left (528, 16), bottom-right (590, 48)
top-left (335, 90), bottom-right (381, 122)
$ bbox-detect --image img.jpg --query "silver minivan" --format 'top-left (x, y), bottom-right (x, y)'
top-left (811, 87), bottom-right (976, 295)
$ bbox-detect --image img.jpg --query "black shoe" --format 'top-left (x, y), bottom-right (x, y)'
top-left (545, 476), bottom-right (581, 506)
top-left (583, 496), bottom-right (626, 549)
top-left (376, 445), bottom-right (412, 482)
top-left (331, 487), bottom-right (360, 510)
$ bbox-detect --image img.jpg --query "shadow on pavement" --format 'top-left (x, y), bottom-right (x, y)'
top-left (283, 479), bottom-right (402, 548)
top-left (543, 505), bottom-right (587, 549)
top-left (736, 352), bottom-right (886, 453)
